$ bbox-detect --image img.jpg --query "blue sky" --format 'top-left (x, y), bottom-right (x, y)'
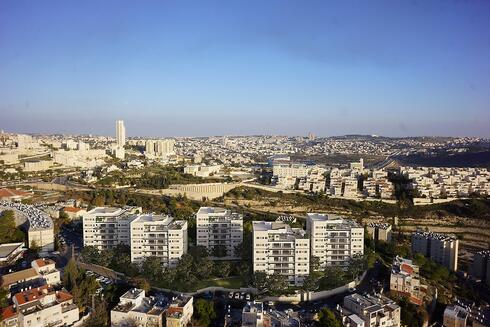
top-left (1, 0), bottom-right (489, 137)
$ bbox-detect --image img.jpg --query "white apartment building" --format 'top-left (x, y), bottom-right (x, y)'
top-left (0, 285), bottom-right (79, 327)
top-left (411, 231), bottom-right (459, 272)
top-left (145, 139), bottom-right (175, 158)
top-left (165, 295), bottom-right (194, 327)
top-left (306, 213), bottom-right (364, 270)
top-left (272, 163), bottom-right (327, 192)
top-left (116, 120), bottom-right (126, 147)
top-left (130, 214), bottom-right (188, 268)
top-left (83, 206), bottom-right (141, 251)
top-left (111, 288), bottom-right (165, 327)
top-left (252, 221), bottom-right (310, 286)
top-left (184, 164), bottom-right (221, 177)
top-left (339, 293), bottom-right (401, 327)
top-left (196, 207), bottom-right (243, 259)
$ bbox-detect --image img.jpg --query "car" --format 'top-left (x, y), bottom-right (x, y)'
top-left (246, 294), bottom-right (251, 301)
top-left (240, 292), bottom-right (245, 299)
top-left (228, 292), bottom-right (233, 299)
top-left (349, 287), bottom-right (356, 292)
top-left (234, 293), bottom-right (240, 299)
top-left (267, 301), bottom-right (274, 306)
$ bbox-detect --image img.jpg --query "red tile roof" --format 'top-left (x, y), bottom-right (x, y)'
top-left (14, 285), bottom-right (50, 305)
top-left (0, 188), bottom-right (30, 199)
top-left (0, 305), bottom-right (17, 320)
top-left (63, 206), bottom-right (82, 213)
top-left (401, 263), bottom-right (414, 275)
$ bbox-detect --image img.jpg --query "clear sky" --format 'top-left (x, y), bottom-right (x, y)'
top-left (1, 0), bottom-right (489, 137)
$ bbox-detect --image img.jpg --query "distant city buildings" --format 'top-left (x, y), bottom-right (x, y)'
top-left (252, 221), bottom-right (310, 286)
top-left (82, 206), bottom-right (141, 251)
top-left (145, 139), bottom-right (176, 159)
top-left (411, 231), bottom-right (459, 272)
top-left (196, 207), bottom-right (243, 259)
top-left (130, 214), bottom-right (188, 268)
top-left (306, 213), bottom-right (364, 270)
top-left (337, 293), bottom-right (401, 327)
top-left (366, 223), bottom-right (392, 242)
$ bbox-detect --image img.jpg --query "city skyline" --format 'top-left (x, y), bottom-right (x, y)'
top-left (1, 1), bottom-right (490, 137)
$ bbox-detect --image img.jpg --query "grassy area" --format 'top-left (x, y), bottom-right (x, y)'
top-left (195, 277), bottom-right (243, 290)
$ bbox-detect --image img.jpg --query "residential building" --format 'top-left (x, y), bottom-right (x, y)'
top-left (338, 293), bottom-right (401, 327)
top-left (62, 206), bottom-right (86, 220)
top-left (111, 288), bottom-right (165, 327)
top-left (471, 250), bottom-right (490, 287)
top-left (241, 301), bottom-right (300, 327)
top-left (83, 206), bottom-right (141, 251)
top-left (306, 213), bottom-right (364, 270)
top-left (130, 214), bottom-right (188, 268)
top-left (252, 221), bottom-right (310, 286)
top-left (31, 258), bottom-right (61, 286)
top-left (0, 258), bottom-right (61, 293)
top-left (0, 285), bottom-right (79, 327)
top-left (390, 256), bottom-right (425, 305)
top-left (443, 299), bottom-right (490, 327)
top-left (0, 242), bottom-right (26, 265)
top-left (165, 295), bottom-right (194, 327)
top-left (366, 223), bottom-right (392, 242)
top-left (0, 201), bottom-right (54, 255)
top-left (196, 207), bottom-right (243, 259)
top-left (411, 231), bottom-right (459, 271)
top-left (116, 120), bottom-right (126, 147)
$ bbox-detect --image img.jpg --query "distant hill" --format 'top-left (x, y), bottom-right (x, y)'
top-left (395, 150), bottom-right (490, 168)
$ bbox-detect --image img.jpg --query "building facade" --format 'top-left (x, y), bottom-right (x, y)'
top-left (196, 207), bottom-right (243, 259)
top-left (411, 231), bottom-right (459, 271)
top-left (339, 293), bottom-right (401, 327)
top-left (390, 256), bottom-right (425, 305)
top-left (83, 206), bottom-right (141, 251)
top-left (130, 214), bottom-right (188, 268)
top-left (366, 223), bottom-right (392, 242)
top-left (306, 213), bottom-right (364, 270)
top-left (252, 221), bottom-right (310, 286)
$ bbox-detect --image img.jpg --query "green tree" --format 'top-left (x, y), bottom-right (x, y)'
top-left (189, 245), bottom-right (208, 262)
top-left (194, 299), bottom-right (216, 327)
top-left (320, 266), bottom-right (346, 289)
top-left (252, 272), bottom-right (268, 293)
top-left (211, 245), bottom-right (227, 258)
top-left (82, 299), bottom-right (109, 327)
top-left (214, 261), bottom-right (232, 278)
top-left (63, 259), bottom-right (80, 291)
top-left (195, 257), bottom-right (214, 279)
top-left (141, 256), bottom-right (164, 281)
top-left (0, 210), bottom-right (24, 243)
top-left (317, 308), bottom-right (341, 327)
top-left (268, 273), bottom-right (289, 296)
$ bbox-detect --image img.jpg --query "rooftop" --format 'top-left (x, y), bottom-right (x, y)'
top-left (0, 242), bottom-right (25, 259)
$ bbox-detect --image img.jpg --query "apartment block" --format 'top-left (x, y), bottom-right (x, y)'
top-left (443, 300), bottom-right (490, 327)
top-left (306, 213), bottom-right (364, 270)
top-left (0, 285), bottom-right (79, 327)
top-left (130, 214), bottom-right (188, 268)
top-left (196, 207), bottom-right (243, 259)
top-left (252, 221), bottom-right (310, 286)
top-left (411, 231), bottom-right (459, 271)
top-left (338, 293), bottom-right (401, 327)
top-left (111, 288), bottom-right (165, 327)
top-left (390, 256), bottom-right (425, 305)
top-left (366, 223), bottom-right (392, 242)
top-left (83, 206), bottom-right (141, 251)
top-left (165, 295), bottom-right (194, 327)
top-left (471, 250), bottom-right (490, 287)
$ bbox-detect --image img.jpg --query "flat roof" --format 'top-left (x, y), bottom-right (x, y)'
top-left (0, 242), bottom-right (25, 259)
top-left (1, 268), bottom-right (39, 287)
